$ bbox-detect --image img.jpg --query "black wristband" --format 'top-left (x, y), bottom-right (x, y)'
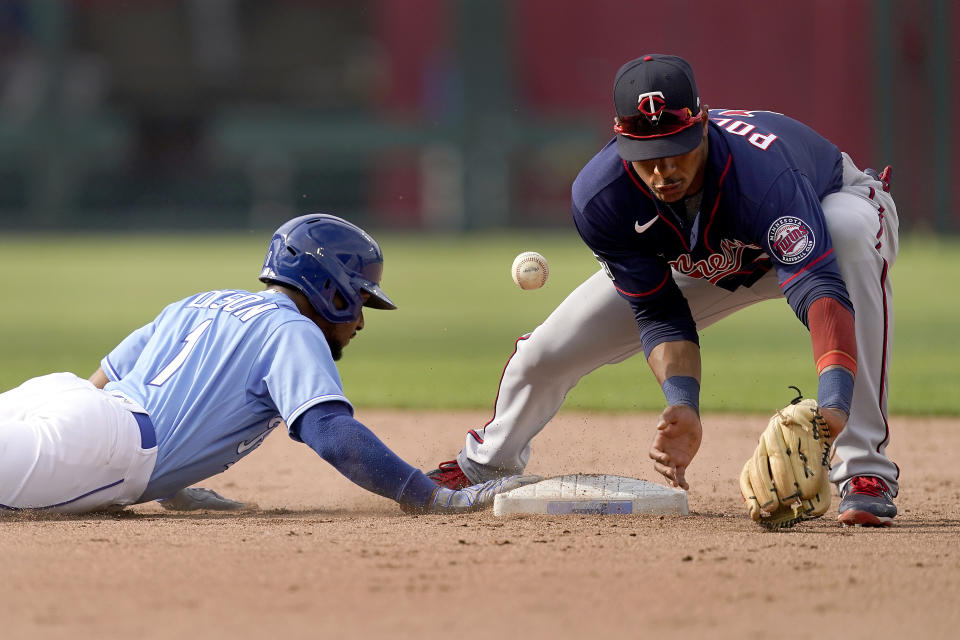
top-left (661, 376), bottom-right (700, 415)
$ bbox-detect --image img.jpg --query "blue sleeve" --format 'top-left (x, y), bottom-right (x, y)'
top-left (757, 170), bottom-right (853, 325)
top-left (573, 200), bottom-right (698, 357)
top-left (291, 402), bottom-right (439, 507)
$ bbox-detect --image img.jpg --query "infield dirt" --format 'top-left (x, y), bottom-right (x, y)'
top-left (2, 410), bottom-right (958, 639)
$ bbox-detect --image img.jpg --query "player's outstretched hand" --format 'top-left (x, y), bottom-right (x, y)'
top-left (425, 475), bottom-right (542, 513)
top-left (649, 404), bottom-right (702, 490)
top-left (158, 487), bottom-right (248, 512)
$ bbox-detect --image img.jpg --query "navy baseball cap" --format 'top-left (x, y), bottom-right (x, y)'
top-left (613, 54), bottom-right (704, 161)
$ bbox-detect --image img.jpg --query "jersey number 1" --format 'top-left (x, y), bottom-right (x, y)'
top-left (148, 319), bottom-right (213, 386)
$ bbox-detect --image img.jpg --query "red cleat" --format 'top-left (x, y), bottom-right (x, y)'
top-left (426, 459), bottom-right (472, 490)
top-left (837, 476), bottom-right (896, 527)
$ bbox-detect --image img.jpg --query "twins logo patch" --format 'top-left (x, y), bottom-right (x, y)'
top-left (768, 216), bottom-right (815, 264)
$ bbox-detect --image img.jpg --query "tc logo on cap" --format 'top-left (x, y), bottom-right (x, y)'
top-left (637, 91), bottom-right (667, 123)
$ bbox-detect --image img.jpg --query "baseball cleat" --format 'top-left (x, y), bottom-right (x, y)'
top-left (837, 476), bottom-right (896, 527)
top-left (425, 459), bottom-right (472, 490)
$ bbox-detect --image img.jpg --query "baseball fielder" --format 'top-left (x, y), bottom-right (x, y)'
top-left (0, 214), bottom-right (536, 515)
top-left (429, 54), bottom-right (899, 527)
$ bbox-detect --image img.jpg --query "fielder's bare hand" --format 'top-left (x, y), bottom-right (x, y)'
top-left (649, 404), bottom-right (702, 490)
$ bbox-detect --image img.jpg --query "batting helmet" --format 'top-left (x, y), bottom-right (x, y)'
top-left (259, 214), bottom-right (397, 323)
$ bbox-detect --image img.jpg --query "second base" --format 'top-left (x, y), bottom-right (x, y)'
top-left (493, 474), bottom-right (689, 516)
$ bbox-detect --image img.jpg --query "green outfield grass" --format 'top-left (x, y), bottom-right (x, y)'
top-left (0, 231), bottom-right (955, 415)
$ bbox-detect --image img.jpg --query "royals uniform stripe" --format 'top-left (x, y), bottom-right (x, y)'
top-left (0, 479), bottom-right (125, 511)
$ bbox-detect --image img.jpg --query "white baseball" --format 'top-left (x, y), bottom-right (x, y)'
top-left (511, 251), bottom-right (549, 290)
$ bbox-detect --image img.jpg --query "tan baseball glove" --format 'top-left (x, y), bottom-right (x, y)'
top-left (739, 396), bottom-right (833, 529)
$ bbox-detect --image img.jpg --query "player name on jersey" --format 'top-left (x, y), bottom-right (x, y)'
top-left (187, 290), bottom-right (280, 322)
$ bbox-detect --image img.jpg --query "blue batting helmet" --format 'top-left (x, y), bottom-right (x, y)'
top-left (259, 214), bottom-right (397, 323)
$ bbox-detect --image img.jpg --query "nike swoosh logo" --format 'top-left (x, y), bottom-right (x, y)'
top-left (237, 432), bottom-right (270, 454)
top-left (635, 217), bottom-right (658, 234)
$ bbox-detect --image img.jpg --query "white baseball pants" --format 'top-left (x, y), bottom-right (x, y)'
top-left (458, 153), bottom-right (899, 495)
top-left (0, 372), bottom-right (157, 514)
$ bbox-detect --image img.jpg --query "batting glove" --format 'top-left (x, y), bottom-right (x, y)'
top-left (426, 475), bottom-right (541, 513)
top-left (158, 487), bottom-right (247, 512)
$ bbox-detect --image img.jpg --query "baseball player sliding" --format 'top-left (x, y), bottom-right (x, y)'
top-left (429, 54), bottom-right (899, 528)
top-left (0, 214), bottom-right (536, 515)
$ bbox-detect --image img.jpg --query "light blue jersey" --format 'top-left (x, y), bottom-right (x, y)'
top-left (102, 289), bottom-right (351, 501)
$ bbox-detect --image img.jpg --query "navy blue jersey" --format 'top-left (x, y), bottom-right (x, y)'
top-left (572, 109), bottom-right (850, 351)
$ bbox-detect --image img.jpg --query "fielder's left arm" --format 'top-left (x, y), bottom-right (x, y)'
top-left (646, 339), bottom-right (703, 491)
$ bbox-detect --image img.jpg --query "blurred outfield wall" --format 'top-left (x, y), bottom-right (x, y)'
top-left (0, 0), bottom-right (955, 233)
